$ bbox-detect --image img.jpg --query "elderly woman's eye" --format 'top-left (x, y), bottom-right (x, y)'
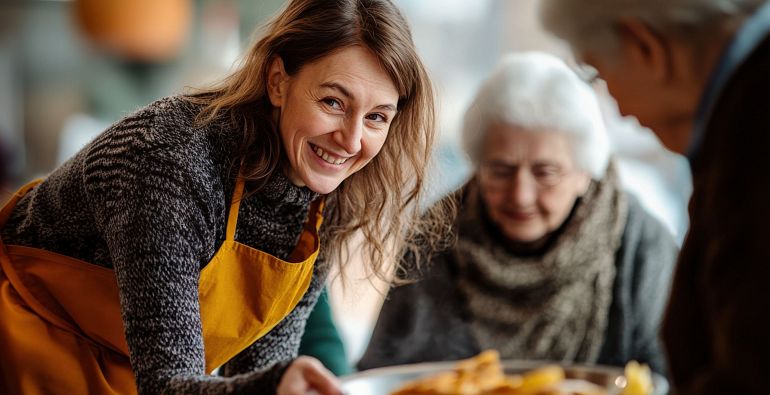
top-left (533, 167), bottom-right (563, 186)
top-left (488, 166), bottom-right (514, 179)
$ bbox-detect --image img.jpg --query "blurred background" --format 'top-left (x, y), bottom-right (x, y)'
top-left (0, 0), bottom-right (692, 368)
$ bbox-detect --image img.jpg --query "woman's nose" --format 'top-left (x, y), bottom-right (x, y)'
top-left (335, 118), bottom-right (363, 154)
top-left (508, 171), bottom-right (537, 206)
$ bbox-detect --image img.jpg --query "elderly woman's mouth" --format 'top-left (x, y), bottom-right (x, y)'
top-left (504, 211), bottom-right (537, 221)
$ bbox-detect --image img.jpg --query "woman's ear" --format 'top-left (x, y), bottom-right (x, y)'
top-left (576, 171), bottom-right (592, 196)
top-left (616, 18), bottom-right (672, 84)
top-left (267, 56), bottom-right (289, 107)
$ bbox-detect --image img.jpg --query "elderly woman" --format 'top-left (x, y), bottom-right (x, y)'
top-left (358, 52), bottom-right (677, 374)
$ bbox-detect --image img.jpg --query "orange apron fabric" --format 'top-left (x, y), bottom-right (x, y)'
top-left (0, 177), bottom-right (324, 394)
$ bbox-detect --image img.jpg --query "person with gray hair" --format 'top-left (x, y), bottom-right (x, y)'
top-left (358, 52), bottom-right (677, 375)
top-left (540, 1), bottom-right (770, 394)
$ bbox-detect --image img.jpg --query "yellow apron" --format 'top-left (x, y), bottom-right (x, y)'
top-left (0, 177), bottom-right (324, 394)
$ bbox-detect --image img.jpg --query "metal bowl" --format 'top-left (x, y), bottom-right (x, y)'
top-left (342, 360), bottom-right (669, 395)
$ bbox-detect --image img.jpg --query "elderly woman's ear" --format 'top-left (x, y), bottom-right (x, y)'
top-left (576, 171), bottom-right (592, 197)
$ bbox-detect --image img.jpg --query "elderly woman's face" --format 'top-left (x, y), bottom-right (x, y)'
top-left (478, 124), bottom-right (590, 244)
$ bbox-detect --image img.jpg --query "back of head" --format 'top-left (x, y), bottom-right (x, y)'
top-left (462, 51), bottom-right (610, 179)
top-left (540, 0), bottom-right (766, 55)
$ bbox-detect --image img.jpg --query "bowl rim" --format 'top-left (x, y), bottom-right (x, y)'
top-left (343, 359), bottom-right (669, 394)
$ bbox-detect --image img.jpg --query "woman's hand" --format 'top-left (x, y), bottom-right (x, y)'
top-left (277, 356), bottom-right (344, 395)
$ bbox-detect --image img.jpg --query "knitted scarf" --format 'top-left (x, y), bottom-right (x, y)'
top-left (453, 164), bottom-right (628, 363)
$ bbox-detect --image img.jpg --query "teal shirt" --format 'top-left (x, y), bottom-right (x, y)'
top-left (299, 288), bottom-right (350, 375)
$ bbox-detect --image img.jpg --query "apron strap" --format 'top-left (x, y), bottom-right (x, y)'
top-left (225, 177), bottom-right (245, 241)
top-left (309, 197), bottom-right (325, 233)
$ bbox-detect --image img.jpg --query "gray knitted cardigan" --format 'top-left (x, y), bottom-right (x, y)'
top-left (358, 184), bottom-right (677, 375)
top-left (1, 96), bottom-right (327, 394)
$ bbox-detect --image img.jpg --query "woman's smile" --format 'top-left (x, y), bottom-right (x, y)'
top-left (309, 143), bottom-right (352, 166)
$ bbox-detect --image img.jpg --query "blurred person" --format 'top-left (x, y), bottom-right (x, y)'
top-left (540, 0), bottom-right (770, 394)
top-left (0, 0), bottom-right (451, 394)
top-left (358, 52), bottom-right (677, 375)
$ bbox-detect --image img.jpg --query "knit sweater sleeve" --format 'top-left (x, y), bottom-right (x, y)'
top-left (82, 103), bottom-right (286, 394)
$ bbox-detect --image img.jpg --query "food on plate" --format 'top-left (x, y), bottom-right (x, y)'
top-left (389, 350), bottom-right (653, 395)
top-left (620, 361), bottom-right (653, 395)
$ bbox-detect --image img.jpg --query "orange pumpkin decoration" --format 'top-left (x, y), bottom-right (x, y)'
top-left (73, 0), bottom-right (192, 62)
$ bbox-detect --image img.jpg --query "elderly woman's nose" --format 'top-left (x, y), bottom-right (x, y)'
top-left (508, 172), bottom-right (537, 205)
top-left (335, 118), bottom-right (363, 154)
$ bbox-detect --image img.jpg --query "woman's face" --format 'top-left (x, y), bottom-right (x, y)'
top-left (267, 45), bottom-right (399, 194)
top-left (478, 124), bottom-right (590, 244)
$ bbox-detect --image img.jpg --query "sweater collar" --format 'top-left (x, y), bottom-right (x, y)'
top-left (256, 169), bottom-right (319, 208)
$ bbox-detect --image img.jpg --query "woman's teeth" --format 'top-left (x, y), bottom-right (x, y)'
top-left (314, 145), bottom-right (348, 165)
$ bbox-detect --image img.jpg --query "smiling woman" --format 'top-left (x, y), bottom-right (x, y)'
top-left (266, 45), bottom-right (398, 195)
top-left (0, 0), bottom-right (451, 394)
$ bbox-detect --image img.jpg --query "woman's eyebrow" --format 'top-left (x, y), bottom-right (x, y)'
top-left (320, 82), bottom-right (353, 99)
top-left (532, 159), bottom-right (562, 167)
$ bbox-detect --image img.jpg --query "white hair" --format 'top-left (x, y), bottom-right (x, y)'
top-left (462, 52), bottom-right (610, 179)
top-left (539, 0), bottom-right (765, 54)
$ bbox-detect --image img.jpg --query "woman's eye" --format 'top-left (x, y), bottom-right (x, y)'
top-left (533, 167), bottom-right (563, 186)
top-left (534, 168), bottom-right (556, 177)
top-left (322, 98), bottom-right (343, 110)
top-left (488, 166), bottom-right (514, 179)
top-left (366, 113), bottom-right (387, 123)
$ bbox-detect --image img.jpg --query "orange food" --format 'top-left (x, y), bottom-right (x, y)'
top-left (621, 361), bottom-right (653, 395)
top-left (389, 350), bottom-right (652, 395)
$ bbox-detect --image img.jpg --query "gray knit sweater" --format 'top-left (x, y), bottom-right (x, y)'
top-left (2, 96), bottom-right (327, 394)
top-left (358, 187), bottom-right (677, 376)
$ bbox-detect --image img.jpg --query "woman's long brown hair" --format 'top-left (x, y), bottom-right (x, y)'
top-left (187, 0), bottom-right (455, 282)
